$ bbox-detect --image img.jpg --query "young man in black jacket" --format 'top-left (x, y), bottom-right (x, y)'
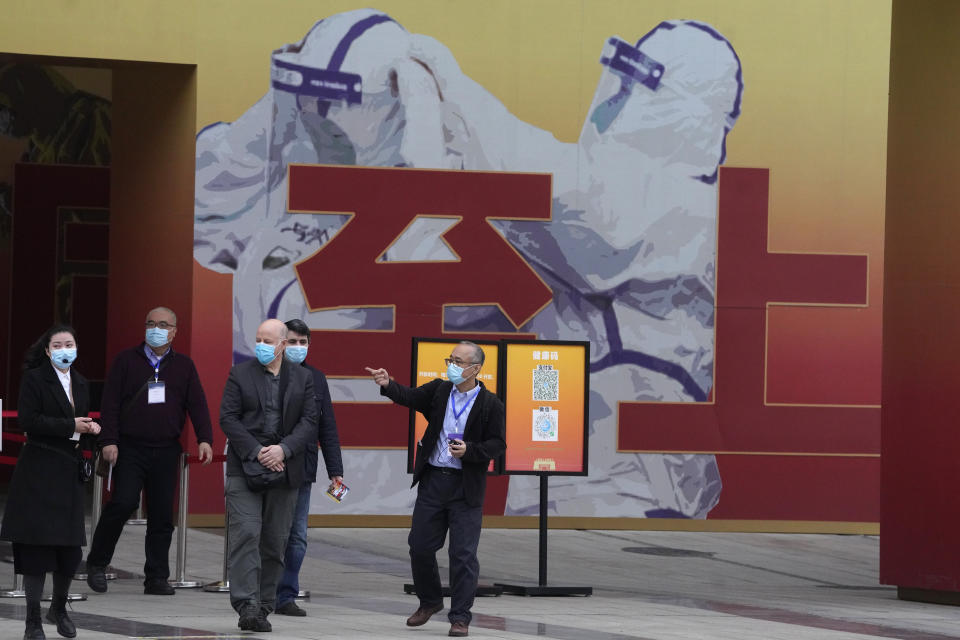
top-left (274, 318), bottom-right (344, 617)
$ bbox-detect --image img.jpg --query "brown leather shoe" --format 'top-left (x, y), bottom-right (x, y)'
top-left (449, 621), bottom-right (469, 637)
top-left (406, 602), bottom-right (443, 626)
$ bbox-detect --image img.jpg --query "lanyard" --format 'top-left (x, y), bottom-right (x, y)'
top-left (146, 344), bottom-right (165, 382)
top-left (450, 386), bottom-right (479, 425)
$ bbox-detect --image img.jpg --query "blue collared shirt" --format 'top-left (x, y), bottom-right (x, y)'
top-left (429, 384), bottom-right (481, 469)
top-left (144, 344), bottom-right (168, 371)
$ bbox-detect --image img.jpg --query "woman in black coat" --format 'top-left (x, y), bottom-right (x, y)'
top-left (0, 325), bottom-right (100, 640)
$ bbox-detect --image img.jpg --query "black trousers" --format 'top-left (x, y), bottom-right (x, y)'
top-left (409, 466), bottom-right (483, 625)
top-left (87, 441), bottom-right (181, 582)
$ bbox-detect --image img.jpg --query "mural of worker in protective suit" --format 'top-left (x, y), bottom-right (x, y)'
top-left (194, 9), bottom-right (575, 360)
top-left (493, 21), bottom-right (742, 517)
top-left (193, 9), bottom-right (743, 518)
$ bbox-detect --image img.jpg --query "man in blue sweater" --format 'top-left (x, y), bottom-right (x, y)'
top-left (274, 318), bottom-right (344, 616)
top-left (86, 306), bottom-right (214, 595)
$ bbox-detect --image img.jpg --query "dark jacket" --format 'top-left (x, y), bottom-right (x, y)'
top-left (302, 363), bottom-right (343, 483)
top-left (1, 363), bottom-right (95, 546)
top-left (98, 344), bottom-right (213, 447)
top-left (382, 379), bottom-right (505, 508)
top-left (220, 358), bottom-right (319, 489)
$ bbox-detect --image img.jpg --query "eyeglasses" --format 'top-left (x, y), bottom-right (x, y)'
top-left (444, 357), bottom-right (478, 367)
top-left (145, 321), bottom-right (176, 330)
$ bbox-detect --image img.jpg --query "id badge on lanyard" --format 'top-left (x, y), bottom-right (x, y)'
top-left (148, 365), bottom-right (165, 404)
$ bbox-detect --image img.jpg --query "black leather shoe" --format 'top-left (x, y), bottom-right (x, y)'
top-left (85, 565), bottom-right (107, 593)
top-left (275, 601), bottom-right (306, 616)
top-left (45, 607), bottom-right (76, 638)
top-left (143, 579), bottom-right (175, 595)
top-left (406, 602), bottom-right (443, 626)
top-left (23, 618), bottom-right (46, 640)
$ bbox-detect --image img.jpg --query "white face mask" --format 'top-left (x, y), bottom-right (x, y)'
top-left (285, 345), bottom-right (308, 364)
top-left (145, 327), bottom-right (169, 348)
top-left (50, 347), bottom-right (77, 369)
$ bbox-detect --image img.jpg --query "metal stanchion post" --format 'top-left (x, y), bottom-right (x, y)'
top-left (170, 452), bottom-right (200, 588)
top-left (203, 510), bottom-right (231, 593)
top-left (42, 590), bottom-right (86, 602)
top-left (128, 490), bottom-right (147, 525)
top-left (77, 469), bottom-right (116, 582)
top-left (0, 570), bottom-right (25, 598)
top-left (90, 471), bottom-right (103, 544)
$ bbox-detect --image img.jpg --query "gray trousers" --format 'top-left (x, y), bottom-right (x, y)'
top-left (225, 474), bottom-right (299, 614)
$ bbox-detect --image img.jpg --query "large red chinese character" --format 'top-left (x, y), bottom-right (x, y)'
top-left (619, 167), bottom-right (879, 520)
top-left (289, 165), bottom-right (550, 446)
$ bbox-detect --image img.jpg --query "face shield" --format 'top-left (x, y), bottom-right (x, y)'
top-left (265, 11), bottom-right (415, 187)
top-left (583, 22), bottom-right (743, 180)
top-left (589, 37), bottom-right (666, 135)
top-left (269, 55), bottom-right (361, 172)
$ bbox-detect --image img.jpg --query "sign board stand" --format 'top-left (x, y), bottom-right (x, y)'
top-left (495, 339), bottom-right (592, 596)
top-left (405, 338), bottom-right (592, 597)
top-left (495, 474), bottom-right (592, 597)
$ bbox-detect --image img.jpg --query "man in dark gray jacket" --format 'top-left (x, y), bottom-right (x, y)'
top-left (219, 319), bottom-right (318, 633)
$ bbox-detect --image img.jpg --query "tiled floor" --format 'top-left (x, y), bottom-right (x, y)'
top-left (1, 524), bottom-right (958, 639)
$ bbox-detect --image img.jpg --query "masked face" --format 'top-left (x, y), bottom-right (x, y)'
top-left (445, 346), bottom-right (480, 385)
top-left (144, 312), bottom-right (177, 349)
top-left (255, 341), bottom-right (279, 366)
top-left (46, 331), bottom-right (77, 370)
top-left (285, 344), bottom-right (308, 364)
top-left (50, 347), bottom-right (77, 369)
top-left (446, 361), bottom-right (468, 384)
top-left (145, 327), bottom-right (169, 348)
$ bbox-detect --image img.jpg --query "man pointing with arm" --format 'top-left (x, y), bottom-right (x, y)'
top-left (366, 340), bottom-right (505, 638)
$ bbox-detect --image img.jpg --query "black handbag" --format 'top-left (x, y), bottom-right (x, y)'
top-left (78, 453), bottom-right (94, 483)
top-left (28, 439), bottom-right (92, 483)
top-left (77, 434), bottom-right (95, 483)
top-left (241, 459), bottom-right (286, 492)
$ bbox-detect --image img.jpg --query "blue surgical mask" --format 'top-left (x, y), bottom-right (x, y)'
top-left (145, 327), bottom-right (169, 348)
top-left (255, 342), bottom-right (279, 366)
top-left (446, 362), bottom-right (467, 385)
top-left (50, 348), bottom-right (77, 369)
top-left (285, 345), bottom-right (308, 364)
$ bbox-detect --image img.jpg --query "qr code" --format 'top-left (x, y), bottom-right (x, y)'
top-left (533, 407), bottom-right (559, 441)
top-left (532, 365), bottom-right (559, 402)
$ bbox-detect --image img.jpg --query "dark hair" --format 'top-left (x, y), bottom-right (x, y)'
top-left (23, 324), bottom-right (77, 370)
top-left (284, 319), bottom-right (311, 342)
